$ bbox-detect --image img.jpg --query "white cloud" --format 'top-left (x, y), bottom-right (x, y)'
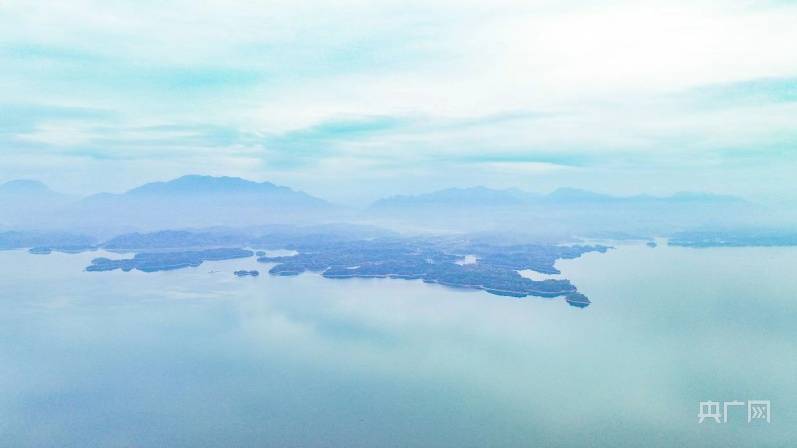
top-left (1, 0), bottom-right (797, 199)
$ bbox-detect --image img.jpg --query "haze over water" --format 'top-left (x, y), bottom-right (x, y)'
top-left (1, 243), bottom-right (794, 447)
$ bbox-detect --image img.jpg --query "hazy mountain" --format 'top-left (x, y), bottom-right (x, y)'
top-left (543, 187), bottom-right (613, 203)
top-left (366, 186), bottom-right (759, 237)
top-left (55, 175), bottom-right (342, 233)
top-left (0, 180), bottom-right (70, 206)
top-left (372, 187), bottom-right (530, 208)
top-left (0, 179), bottom-right (53, 194)
top-left (0, 180), bottom-right (76, 228)
top-left (544, 188), bottom-right (745, 205)
top-left (0, 175), bottom-right (778, 241)
top-left (374, 186), bottom-right (747, 208)
top-left (0, 230), bottom-right (96, 251)
top-left (122, 175), bottom-right (326, 204)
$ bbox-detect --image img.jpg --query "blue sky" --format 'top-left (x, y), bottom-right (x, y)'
top-left (1, 0), bottom-right (797, 204)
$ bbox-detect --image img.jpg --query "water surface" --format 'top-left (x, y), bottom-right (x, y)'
top-left (0, 244), bottom-right (795, 447)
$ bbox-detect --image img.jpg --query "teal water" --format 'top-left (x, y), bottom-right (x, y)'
top-left (0, 244), bottom-right (795, 447)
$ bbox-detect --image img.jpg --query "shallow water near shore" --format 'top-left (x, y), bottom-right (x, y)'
top-left (1, 243), bottom-right (795, 447)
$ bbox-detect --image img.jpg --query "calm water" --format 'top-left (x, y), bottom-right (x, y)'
top-left (0, 244), bottom-right (795, 447)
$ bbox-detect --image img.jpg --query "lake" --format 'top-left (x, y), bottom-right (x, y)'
top-left (0, 243), bottom-right (795, 447)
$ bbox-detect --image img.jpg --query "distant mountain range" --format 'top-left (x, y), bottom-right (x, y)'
top-left (0, 179), bottom-right (56, 195)
top-left (0, 175), bottom-right (768, 237)
top-left (368, 186), bottom-right (757, 236)
top-left (0, 179), bottom-right (70, 203)
top-left (0, 180), bottom-right (74, 229)
top-left (371, 186), bottom-right (746, 209)
top-left (0, 175), bottom-right (337, 232)
top-left (77, 175), bottom-right (329, 211)
top-left (371, 186), bottom-right (530, 208)
top-left (73, 175), bottom-right (339, 231)
top-left (121, 175), bottom-right (325, 202)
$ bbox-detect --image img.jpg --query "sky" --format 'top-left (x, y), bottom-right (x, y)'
top-left (1, 0), bottom-right (797, 204)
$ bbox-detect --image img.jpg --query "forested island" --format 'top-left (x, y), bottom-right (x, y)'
top-left (6, 227), bottom-right (609, 307)
top-left (86, 248), bottom-right (254, 272)
top-left (257, 238), bottom-right (607, 300)
top-left (668, 230), bottom-right (797, 247)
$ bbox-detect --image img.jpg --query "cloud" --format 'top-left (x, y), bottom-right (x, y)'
top-left (1, 0), bottom-right (796, 201)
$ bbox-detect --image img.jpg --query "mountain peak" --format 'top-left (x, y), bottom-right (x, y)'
top-left (0, 179), bottom-right (53, 194)
top-left (126, 175), bottom-right (286, 196)
top-left (70, 175), bottom-right (334, 230)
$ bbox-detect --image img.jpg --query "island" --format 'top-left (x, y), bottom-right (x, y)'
top-left (75, 230), bottom-right (607, 306)
top-left (86, 248), bottom-right (254, 272)
top-left (0, 231), bottom-right (97, 253)
top-left (256, 238), bottom-right (608, 301)
top-left (28, 244), bottom-right (96, 254)
top-left (668, 230), bottom-right (797, 247)
top-left (564, 293), bottom-right (591, 308)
